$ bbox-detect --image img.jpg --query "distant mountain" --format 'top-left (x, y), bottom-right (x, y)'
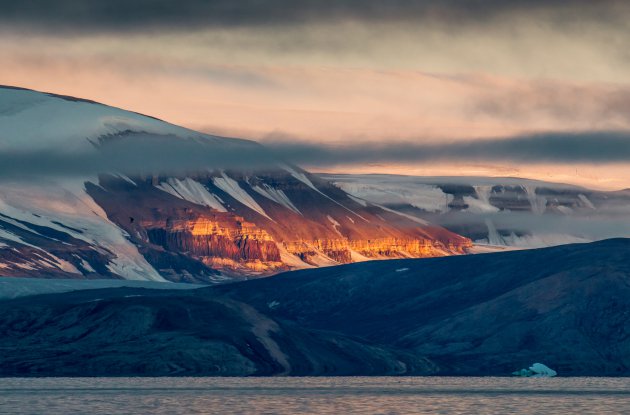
top-left (2, 239), bottom-right (629, 376)
top-left (0, 87), bottom-right (470, 282)
top-left (322, 173), bottom-right (630, 248)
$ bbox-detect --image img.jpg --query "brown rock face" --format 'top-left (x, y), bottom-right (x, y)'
top-left (144, 217), bottom-right (283, 273)
top-left (86, 170), bottom-right (472, 280)
top-left (283, 239), bottom-right (353, 264)
top-left (349, 238), bottom-right (467, 257)
top-left (282, 237), bottom-right (471, 265)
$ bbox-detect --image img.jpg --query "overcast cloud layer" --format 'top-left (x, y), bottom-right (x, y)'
top-left (2, 1), bottom-right (624, 30)
top-left (1, 131), bottom-right (629, 179)
top-left (1, 1), bottom-right (630, 187)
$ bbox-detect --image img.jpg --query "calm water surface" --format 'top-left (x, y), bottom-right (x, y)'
top-left (1, 377), bottom-right (629, 414)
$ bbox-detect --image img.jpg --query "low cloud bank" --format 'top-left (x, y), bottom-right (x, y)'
top-left (1, 131), bottom-right (629, 178)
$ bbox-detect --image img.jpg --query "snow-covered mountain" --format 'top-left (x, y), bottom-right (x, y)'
top-left (0, 87), bottom-right (470, 282)
top-left (323, 173), bottom-right (630, 248)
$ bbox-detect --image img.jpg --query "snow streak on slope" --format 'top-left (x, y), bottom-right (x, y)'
top-left (0, 179), bottom-right (164, 281)
top-left (0, 227), bottom-right (35, 248)
top-left (327, 215), bottom-right (343, 237)
top-left (281, 166), bottom-right (368, 222)
top-left (115, 174), bottom-right (137, 187)
top-left (281, 164), bottom-right (320, 193)
top-left (213, 173), bottom-right (272, 220)
top-left (157, 178), bottom-right (226, 212)
top-left (375, 203), bottom-right (429, 225)
top-left (251, 184), bottom-right (301, 215)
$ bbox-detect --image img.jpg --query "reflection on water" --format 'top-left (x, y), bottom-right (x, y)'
top-left (1, 377), bottom-right (629, 414)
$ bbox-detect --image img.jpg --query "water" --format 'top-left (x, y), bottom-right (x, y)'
top-left (1, 377), bottom-right (629, 414)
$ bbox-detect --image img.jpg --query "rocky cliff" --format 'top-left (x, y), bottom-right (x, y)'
top-left (85, 171), bottom-right (471, 280)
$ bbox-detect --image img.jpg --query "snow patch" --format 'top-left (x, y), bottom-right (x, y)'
top-left (0, 227), bottom-right (36, 248)
top-left (0, 179), bottom-right (165, 281)
top-left (349, 249), bottom-right (371, 262)
top-left (306, 251), bottom-right (341, 267)
top-left (327, 215), bottom-right (343, 237)
top-left (13, 262), bottom-right (36, 270)
top-left (213, 173), bottom-right (271, 219)
top-left (276, 244), bottom-right (314, 269)
top-left (251, 184), bottom-right (301, 215)
top-left (281, 164), bottom-right (320, 193)
top-left (0, 88), bottom-right (211, 152)
top-left (48, 254), bottom-right (81, 274)
top-left (157, 178), bottom-right (226, 212)
top-left (283, 165), bottom-right (368, 221)
top-left (375, 204), bottom-right (429, 225)
top-left (79, 259), bottom-right (95, 273)
top-left (115, 174), bottom-right (137, 187)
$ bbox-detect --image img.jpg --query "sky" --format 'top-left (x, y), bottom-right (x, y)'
top-left (2, 0), bottom-right (630, 189)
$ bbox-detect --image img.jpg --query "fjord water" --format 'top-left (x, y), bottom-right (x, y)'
top-left (1, 377), bottom-right (629, 414)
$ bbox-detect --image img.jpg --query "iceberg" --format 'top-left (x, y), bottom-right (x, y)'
top-left (512, 363), bottom-right (557, 377)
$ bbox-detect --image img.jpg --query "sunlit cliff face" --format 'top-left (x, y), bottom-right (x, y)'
top-left (2, 1), bottom-right (630, 189)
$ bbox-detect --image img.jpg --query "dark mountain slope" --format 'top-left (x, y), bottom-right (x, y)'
top-left (1, 239), bottom-right (630, 376)
top-left (0, 287), bottom-right (434, 376)
top-left (214, 238), bottom-right (630, 375)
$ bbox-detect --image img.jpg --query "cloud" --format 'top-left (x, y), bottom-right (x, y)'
top-left (439, 209), bottom-right (630, 245)
top-left (1, 0), bottom-right (622, 31)
top-left (0, 133), bottom-right (276, 178)
top-left (1, 130), bottom-right (629, 179)
top-left (2, 1), bottom-right (630, 190)
top-left (264, 131), bottom-right (630, 166)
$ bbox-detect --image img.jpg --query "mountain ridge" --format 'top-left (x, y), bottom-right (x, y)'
top-left (0, 87), bottom-right (471, 282)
